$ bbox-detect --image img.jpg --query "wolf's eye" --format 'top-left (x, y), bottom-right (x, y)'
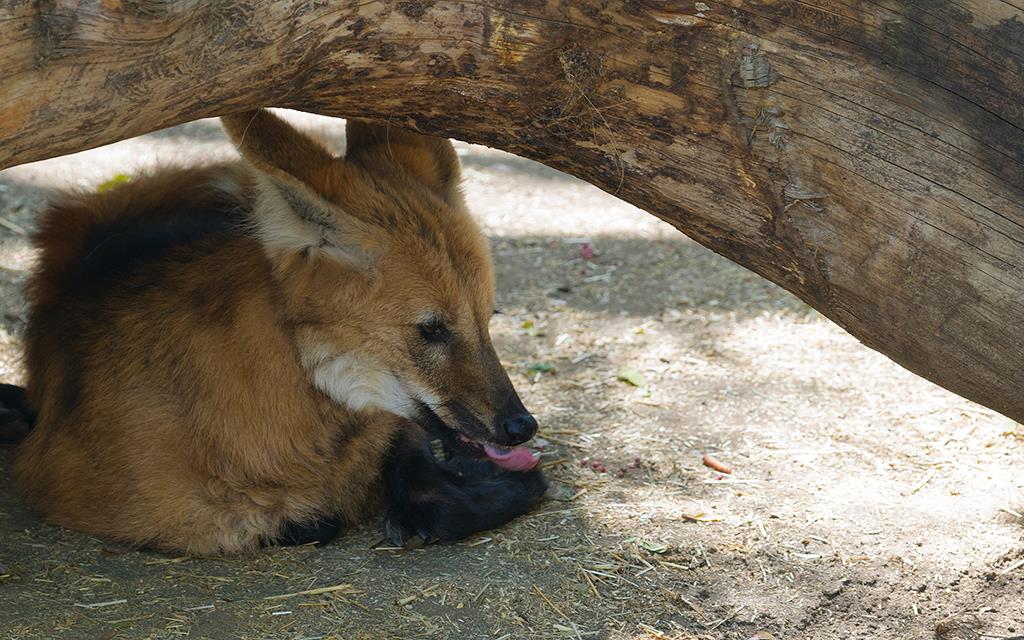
top-left (418, 319), bottom-right (452, 345)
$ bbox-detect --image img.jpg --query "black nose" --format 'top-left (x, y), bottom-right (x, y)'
top-left (501, 413), bottom-right (538, 445)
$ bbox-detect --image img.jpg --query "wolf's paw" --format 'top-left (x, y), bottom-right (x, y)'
top-left (0, 384), bottom-right (34, 446)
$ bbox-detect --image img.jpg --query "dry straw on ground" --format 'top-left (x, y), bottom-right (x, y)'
top-left (0, 112), bottom-right (1021, 640)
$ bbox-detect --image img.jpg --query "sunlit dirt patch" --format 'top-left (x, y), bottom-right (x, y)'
top-left (0, 112), bottom-right (1021, 640)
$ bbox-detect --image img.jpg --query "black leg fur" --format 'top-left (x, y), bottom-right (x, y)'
top-left (0, 383), bottom-right (35, 446)
top-left (269, 515), bottom-right (343, 547)
top-left (383, 424), bottom-right (548, 545)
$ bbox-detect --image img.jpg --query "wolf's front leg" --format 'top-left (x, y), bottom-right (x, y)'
top-left (382, 424), bottom-right (547, 545)
top-left (267, 516), bottom-right (343, 547)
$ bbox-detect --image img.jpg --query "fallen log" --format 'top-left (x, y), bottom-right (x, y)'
top-left (2, 1), bottom-right (1022, 420)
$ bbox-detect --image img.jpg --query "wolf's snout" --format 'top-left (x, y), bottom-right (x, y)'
top-left (501, 412), bottom-right (538, 445)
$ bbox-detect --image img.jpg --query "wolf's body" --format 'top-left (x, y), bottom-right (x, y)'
top-left (7, 111), bottom-right (545, 554)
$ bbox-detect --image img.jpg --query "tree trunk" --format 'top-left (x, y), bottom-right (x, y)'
top-left (2, 2), bottom-right (1023, 420)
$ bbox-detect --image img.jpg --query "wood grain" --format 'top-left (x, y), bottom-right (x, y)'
top-left (2, 1), bottom-right (1022, 420)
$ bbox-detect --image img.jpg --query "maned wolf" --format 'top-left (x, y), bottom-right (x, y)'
top-left (2, 110), bottom-right (547, 555)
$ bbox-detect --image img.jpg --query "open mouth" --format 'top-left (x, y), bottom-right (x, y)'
top-left (417, 402), bottom-right (541, 472)
top-left (456, 433), bottom-right (541, 472)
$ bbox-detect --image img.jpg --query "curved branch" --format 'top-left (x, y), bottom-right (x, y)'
top-left (2, 1), bottom-right (1023, 420)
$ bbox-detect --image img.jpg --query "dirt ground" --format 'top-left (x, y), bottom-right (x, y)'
top-left (0, 113), bottom-right (1021, 640)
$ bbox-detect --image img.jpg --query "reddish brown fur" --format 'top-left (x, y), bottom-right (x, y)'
top-left (13, 110), bottom-right (522, 554)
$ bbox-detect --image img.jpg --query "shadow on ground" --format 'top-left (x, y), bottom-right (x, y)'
top-left (0, 113), bottom-right (1021, 640)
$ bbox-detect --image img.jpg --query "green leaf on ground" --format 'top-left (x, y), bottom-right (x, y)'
top-left (519, 319), bottom-right (543, 337)
top-left (97, 173), bottom-right (130, 193)
top-left (617, 367), bottom-right (646, 387)
top-left (525, 362), bottom-right (555, 376)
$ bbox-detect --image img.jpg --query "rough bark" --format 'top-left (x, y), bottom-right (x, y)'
top-left (1, 1), bottom-right (1023, 421)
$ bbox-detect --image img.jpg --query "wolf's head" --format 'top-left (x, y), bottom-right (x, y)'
top-left (222, 110), bottom-right (538, 470)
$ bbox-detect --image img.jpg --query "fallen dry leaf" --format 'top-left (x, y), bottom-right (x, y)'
top-left (702, 453), bottom-right (732, 474)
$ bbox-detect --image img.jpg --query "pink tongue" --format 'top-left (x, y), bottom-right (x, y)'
top-left (483, 444), bottom-right (540, 471)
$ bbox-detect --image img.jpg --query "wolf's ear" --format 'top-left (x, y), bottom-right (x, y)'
top-left (221, 110), bottom-right (371, 266)
top-left (345, 120), bottom-right (465, 209)
top-left (222, 109), bottom-right (334, 188)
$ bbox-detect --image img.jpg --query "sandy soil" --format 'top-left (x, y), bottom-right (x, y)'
top-left (0, 113), bottom-right (1021, 640)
